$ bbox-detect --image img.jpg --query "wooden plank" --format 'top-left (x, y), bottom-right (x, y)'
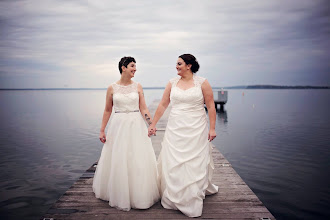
top-left (42, 99), bottom-right (275, 220)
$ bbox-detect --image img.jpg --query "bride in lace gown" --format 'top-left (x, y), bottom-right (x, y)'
top-left (93, 56), bottom-right (160, 211)
top-left (148, 54), bottom-right (218, 217)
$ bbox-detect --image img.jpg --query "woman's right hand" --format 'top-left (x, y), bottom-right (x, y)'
top-left (99, 131), bottom-right (106, 143)
top-left (148, 125), bottom-right (157, 137)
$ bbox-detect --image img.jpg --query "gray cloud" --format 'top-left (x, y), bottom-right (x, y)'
top-left (0, 0), bottom-right (329, 88)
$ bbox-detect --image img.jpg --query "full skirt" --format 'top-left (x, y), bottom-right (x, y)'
top-left (92, 112), bottom-right (160, 211)
top-left (158, 109), bottom-right (218, 217)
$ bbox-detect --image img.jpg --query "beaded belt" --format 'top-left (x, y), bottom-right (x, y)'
top-left (115, 110), bottom-right (139, 113)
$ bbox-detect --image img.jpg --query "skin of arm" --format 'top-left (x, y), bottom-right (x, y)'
top-left (137, 83), bottom-right (153, 126)
top-left (148, 82), bottom-right (172, 136)
top-left (201, 79), bottom-right (217, 141)
top-left (99, 86), bottom-right (113, 143)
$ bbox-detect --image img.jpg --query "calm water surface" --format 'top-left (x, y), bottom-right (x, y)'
top-left (0, 89), bottom-right (329, 219)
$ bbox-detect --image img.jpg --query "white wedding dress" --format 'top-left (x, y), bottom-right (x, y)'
top-left (92, 81), bottom-right (160, 211)
top-left (158, 75), bottom-right (218, 217)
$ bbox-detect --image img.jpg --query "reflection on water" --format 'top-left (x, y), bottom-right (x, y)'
top-left (217, 110), bottom-right (228, 124)
top-left (0, 89), bottom-right (330, 220)
top-left (211, 89), bottom-right (330, 219)
top-left (0, 90), bottom-right (104, 220)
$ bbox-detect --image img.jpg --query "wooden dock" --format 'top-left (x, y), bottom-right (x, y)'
top-left (42, 100), bottom-right (275, 220)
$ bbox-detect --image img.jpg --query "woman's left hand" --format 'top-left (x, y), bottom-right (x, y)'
top-left (148, 124), bottom-right (157, 137)
top-left (208, 129), bottom-right (216, 142)
top-left (99, 131), bottom-right (106, 143)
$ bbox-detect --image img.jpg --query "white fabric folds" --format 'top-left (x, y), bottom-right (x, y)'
top-left (158, 75), bottom-right (218, 217)
top-left (92, 82), bottom-right (160, 211)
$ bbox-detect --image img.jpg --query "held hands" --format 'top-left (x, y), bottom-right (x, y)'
top-left (208, 129), bottom-right (216, 142)
top-left (99, 131), bottom-right (106, 143)
top-left (148, 125), bottom-right (157, 137)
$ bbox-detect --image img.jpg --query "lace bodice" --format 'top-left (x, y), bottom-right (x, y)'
top-left (169, 75), bottom-right (206, 113)
top-left (111, 81), bottom-right (139, 112)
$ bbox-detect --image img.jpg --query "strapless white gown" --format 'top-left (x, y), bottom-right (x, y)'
top-left (92, 81), bottom-right (160, 211)
top-left (158, 75), bottom-right (218, 217)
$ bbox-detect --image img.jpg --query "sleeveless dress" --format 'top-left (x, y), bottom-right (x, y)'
top-left (92, 81), bottom-right (160, 211)
top-left (158, 75), bottom-right (218, 217)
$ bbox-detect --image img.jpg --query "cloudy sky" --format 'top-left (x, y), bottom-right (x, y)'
top-left (0, 0), bottom-right (329, 88)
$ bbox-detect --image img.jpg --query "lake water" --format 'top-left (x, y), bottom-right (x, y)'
top-left (0, 89), bottom-right (329, 219)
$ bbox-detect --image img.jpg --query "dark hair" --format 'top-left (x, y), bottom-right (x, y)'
top-left (179, 54), bottom-right (200, 73)
top-left (118, 56), bottom-right (136, 74)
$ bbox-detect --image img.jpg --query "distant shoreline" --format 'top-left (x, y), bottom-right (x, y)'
top-left (222, 85), bottom-right (330, 89)
top-left (0, 85), bottom-right (329, 90)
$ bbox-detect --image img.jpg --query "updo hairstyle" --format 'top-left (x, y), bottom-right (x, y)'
top-left (179, 54), bottom-right (200, 73)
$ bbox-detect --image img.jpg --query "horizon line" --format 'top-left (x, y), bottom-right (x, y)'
top-left (0, 84), bottom-right (329, 90)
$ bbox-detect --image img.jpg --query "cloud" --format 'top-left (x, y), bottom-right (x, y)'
top-left (0, 0), bottom-right (329, 88)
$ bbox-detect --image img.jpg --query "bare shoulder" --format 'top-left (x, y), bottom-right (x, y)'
top-left (164, 81), bottom-right (172, 93)
top-left (201, 79), bottom-right (214, 96)
top-left (166, 81), bottom-right (172, 88)
top-left (201, 78), bottom-right (211, 88)
top-left (136, 82), bottom-right (143, 89)
top-left (107, 85), bottom-right (114, 95)
top-left (136, 82), bottom-right (144, 93)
